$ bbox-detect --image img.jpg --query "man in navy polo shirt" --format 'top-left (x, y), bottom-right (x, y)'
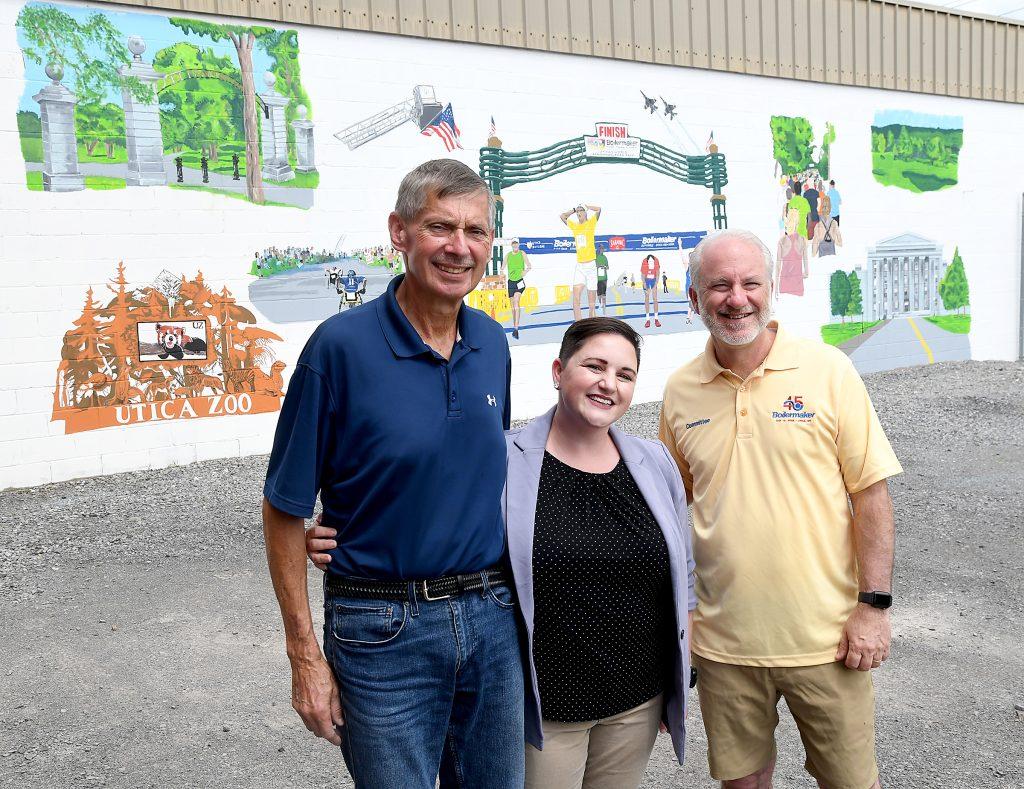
top-left (262, 159), bottom-right (522, 788)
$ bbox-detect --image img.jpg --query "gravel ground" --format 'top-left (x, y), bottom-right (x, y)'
top-left (1, 360), bottom-right (1022, 788)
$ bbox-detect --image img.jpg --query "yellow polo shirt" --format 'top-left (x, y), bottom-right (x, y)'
top-left (658, 323), bottom-right (902, 667)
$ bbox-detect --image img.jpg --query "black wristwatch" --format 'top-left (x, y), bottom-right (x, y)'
top-left (858, 591), bottom-right (893, 610)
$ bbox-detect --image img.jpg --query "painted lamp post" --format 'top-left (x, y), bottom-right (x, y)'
top-left (259, 72), bottom-right (294, 182)
top-left (291, 105), bottom-right (316, 173)
top-left (32, 63), bottom-right (85, 192)
top-left (119, 36), bottom-right (168, 187)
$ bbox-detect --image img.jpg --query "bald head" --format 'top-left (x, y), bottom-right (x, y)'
top-left (688, 230), bottom-right (773, 291)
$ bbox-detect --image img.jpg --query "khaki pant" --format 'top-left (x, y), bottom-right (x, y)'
top-left (695, 655), bottom-right (878, 789)
top-left (525, 694), bottom-right (662, 789)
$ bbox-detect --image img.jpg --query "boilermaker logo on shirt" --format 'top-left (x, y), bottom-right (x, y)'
top-left (773, 395), bottom-right (815, 422)
top-left (685, 418), bottom-right (711, 430)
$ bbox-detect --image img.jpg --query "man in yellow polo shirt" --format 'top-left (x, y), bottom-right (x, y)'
top-left (559, 203), bottom-right (602, 321)
top-left (659, 229), bottom-right (902, 789)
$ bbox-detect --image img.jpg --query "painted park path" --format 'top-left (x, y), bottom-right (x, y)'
top-left (847, 315), bottom-right (970, 374)
top-left (26, 152), bottom-right (314, 209)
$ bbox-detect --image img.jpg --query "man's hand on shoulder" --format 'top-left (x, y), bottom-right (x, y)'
top-left (290, 650), bottom-right (344, 745)
top-left (835, 604), bottom-right (891, 671)
top-left (306, 514), bottom-right (337, 572)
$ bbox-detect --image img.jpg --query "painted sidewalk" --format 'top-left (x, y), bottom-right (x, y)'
top-left (848, 315), bottom-right (970, 374)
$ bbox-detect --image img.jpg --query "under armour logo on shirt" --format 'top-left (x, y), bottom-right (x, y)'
top-left (486, 395), bottom-right (497, 407)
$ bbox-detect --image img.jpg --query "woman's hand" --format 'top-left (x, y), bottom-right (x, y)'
top-left (305, 513), bottom-right (338, 572)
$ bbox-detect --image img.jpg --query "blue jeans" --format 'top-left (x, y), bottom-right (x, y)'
top-left (323, 576), bottom-right (525, 788)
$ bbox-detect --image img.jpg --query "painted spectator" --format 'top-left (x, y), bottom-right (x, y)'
top-left (827, 179), bottom-right (842, 224)
top-left (777, 208), bottom-right (809, 296)
top-left (803, 180), bottom-right (820, 239)
top-left (262, 159), bottom-right (523, 788)
top-left (787, 186), bottom-right (812, 240)
top-left (812, 196), bottom-right (843, 257)
top-left (662, 229), bottom-right (901, 789)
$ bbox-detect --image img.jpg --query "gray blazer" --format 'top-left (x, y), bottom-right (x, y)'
top-left (502, 406), bottom-right (697, 764)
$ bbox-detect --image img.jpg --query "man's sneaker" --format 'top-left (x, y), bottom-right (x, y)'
top-left (644, 319), bottom-right (651, 328)
top-left (655, 318), bottom-right (662, 328)
top-left (512, 328), bottom-right (519, 339)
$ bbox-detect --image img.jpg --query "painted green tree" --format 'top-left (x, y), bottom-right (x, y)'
top-left (168, 18), bottom-right (275, 204)
top-left (871, 122), bottom-right (962, 191)
top-left (939, 247), bottom-right (970, 314)
top-left (846, 270), bottom-right (863, 317)
top-left (770, 116), bottom-right (814, 175)
top-left (75, 101), bottom-right (125, 158)
top-left (257, 29), bottom-right (309, 148)
top-left (154, 42), bottom-right (243, 160)
top-left (829, 270), bottom-right (851, 321)
top-left (16, 4), bottom-right (151, 104)
top-left (770, 116), bottom-right (835, 179)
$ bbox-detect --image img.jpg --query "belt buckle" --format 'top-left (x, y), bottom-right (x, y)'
top-left (421, 580), bottom-right (451, 601)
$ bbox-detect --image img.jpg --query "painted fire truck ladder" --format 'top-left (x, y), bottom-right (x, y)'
top-left (333, 85), bottom-right (444, 150)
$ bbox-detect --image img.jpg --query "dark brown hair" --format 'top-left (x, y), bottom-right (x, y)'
top-left (558, 318), bottom-right (642, 369)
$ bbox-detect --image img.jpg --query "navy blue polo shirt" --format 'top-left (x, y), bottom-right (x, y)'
top-left (263, 275), bottom-right (511, 581)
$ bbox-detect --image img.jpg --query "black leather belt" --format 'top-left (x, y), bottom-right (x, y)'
top-left (326, 567), bottom-right (510, 602)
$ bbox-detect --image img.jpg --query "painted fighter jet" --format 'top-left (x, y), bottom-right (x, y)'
top-left (640, 91), bottom-right (658, 114)
top-left (661, 97), bottom-right (677, 120)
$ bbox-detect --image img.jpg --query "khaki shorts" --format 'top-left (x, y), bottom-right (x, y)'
top-left (694, 655), bottom-right (878, 789)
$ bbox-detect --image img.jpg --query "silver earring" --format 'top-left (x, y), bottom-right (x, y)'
top-left (553, 382), bottom-right (560, 390)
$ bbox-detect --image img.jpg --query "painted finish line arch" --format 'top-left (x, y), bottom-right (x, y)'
top-left (479, 122), bottom-right (729, 270)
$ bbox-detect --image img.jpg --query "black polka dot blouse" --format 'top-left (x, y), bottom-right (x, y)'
top-left (531, 451), bottom-right (673, 723)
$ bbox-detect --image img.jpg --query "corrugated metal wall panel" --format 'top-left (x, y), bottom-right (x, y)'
top-left (631, 0), bottom-right (654, 62)
top-left (590, 0), bottom-right (613, 57)
top-left (651, 0), bottom-right (674, 65)
top-left (689, 0), bottom-right (710, 69)
top-left (760, 0), bottom-right (779, 77)
top-left (569, 0), bottom-right (594, 56)
top-left (545, 0), bottom-right (571, 54)
top-left (499, 0), bottom-right (525, 48)
top-left (823, 0), bottom-right (840, 84)
top-left (90, 0), bottom-right (1024, 104)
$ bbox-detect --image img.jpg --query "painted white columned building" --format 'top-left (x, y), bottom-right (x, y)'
top-left (856, 233), bottom-right (946, 322)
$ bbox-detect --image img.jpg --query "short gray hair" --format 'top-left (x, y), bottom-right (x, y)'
top-left (688, 229), bottom-right (774, 290)
top-left (394, 159), bottom-right (495, 230)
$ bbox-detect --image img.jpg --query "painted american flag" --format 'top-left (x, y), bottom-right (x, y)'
top-left (421, 104), bottom-right (463, 151)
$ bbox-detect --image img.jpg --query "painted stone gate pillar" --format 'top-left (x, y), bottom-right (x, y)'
top-left (32, 63), bottom-right (85, 192)
top-left (259, 72), bottom-right (294, 182)
top-left (118, 36), bottom-right (167, 187)
top-left (290, 105), bottom-right (316, 173)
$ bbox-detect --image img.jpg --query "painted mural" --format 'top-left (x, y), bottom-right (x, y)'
top-left (52, 263), bottom-right (286, 434)
top-left (2, 0), bottom-right (1019, 491)
top-left (819, 233), bottom-right (971, 374)
top-left (15, 2), bottom-right (317, 207)
top-left (870, 110), bottom-right (962, 193)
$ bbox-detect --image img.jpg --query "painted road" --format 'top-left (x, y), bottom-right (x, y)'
top-left (848, 315), bottom-right (970, 374)
top-left (248, 257), bottom-right (396, 324)
top-left (501, 283), bottom-right (702, 346)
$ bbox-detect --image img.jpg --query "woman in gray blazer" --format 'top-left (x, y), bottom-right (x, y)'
top-left (506, 317), bottom-right (696, 788)
top-left (306, 317), bottom-right (695, 788)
